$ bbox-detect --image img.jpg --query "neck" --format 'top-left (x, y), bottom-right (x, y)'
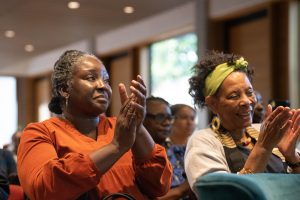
top-left (170, 133), bottom-right (188, 145)
top-left (62, 111), bottom-right (99, 136)
top-left (220, 124), bottom-right (246, 142)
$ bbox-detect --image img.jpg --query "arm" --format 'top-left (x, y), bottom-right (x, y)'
top-left (133, 144), bottom-right (172, 198)
top-left (119, 75), bottom-right (155, 158)
top-left (90, 98), bottom-right (137, 173)
top-left (277, 109), bottom-right (300, 173)
top-left (185, 130), bottom-right (230, 190)
top-left (17, 124), bottom-right (101, 200)
top-left (242, 105), bottom-right (293, 173)
top-left (157, 181), bottom-right (193, 200)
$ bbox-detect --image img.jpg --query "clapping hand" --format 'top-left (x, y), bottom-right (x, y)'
top-left (113, 97), bottom-right (137, 152)
top-left (258, 105), bottom-right (293, 151)
top-left (278, 109), bottom-right (300, 162)
top-left (119, 75), bottom-right (147, 129)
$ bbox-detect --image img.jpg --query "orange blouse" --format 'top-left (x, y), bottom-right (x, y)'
top-left (17, 116), bottom-right (172, 200)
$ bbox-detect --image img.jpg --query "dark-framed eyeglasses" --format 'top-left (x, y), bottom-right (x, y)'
top-left (146, 113), bottom-right (174, 123)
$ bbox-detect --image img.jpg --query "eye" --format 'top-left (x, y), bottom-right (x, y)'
top-left (103, 78), bottom-right (110, 84)
top-left (228, 93), bottom-right (239, 99)
top-left (246, 89), bottom-right (254, 97)
top-left (86, 75), bottom-right (96, 81)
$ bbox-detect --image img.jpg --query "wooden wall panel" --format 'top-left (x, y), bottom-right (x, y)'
top-left (17, 77), bottom-right (35, 128)
top-left (227, 13), bottom-right (272, 105)
top-left (109, 53), bottom-right (133, 116)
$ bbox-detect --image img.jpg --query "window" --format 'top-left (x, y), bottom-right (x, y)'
top-left (0, 77), bottom-right (17, 148)
top-left (150, 33), bottom-right (198, 106)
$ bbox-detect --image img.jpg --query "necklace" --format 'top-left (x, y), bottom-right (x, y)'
top-left (236, 136), bottom-right (252, 147)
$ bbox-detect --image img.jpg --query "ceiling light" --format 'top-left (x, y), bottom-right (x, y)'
top-left (24, 44), bottom-right (35, 52)
top-left (68, 1), bottom-right (80, 9)
top-left (4, 30), bottom-right (15, 38)
top-left (123, 6), bottom-right (135, 14)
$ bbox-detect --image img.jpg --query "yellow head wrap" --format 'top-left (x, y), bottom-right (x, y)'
top-left (204, 57), bottom-right (248, 97)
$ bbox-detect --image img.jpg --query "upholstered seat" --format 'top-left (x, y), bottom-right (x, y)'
top-left (194, 173), bottom-right (300, 200)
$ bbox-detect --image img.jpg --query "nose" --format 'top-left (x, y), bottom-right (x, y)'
top-left (96, 79), bottom-right (105, 88)
top-left (240, 94), bottom-right (252, 106)
top-left (162, 117), bottom-right (174, 125)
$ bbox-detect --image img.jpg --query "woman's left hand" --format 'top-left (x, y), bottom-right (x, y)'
top-left (119, 75), bottom-right (147, 128)
top-left (278, 109), bottom-right (300, 162)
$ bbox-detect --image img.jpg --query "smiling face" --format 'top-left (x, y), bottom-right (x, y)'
top-left (66, 55), bottom-right (112, 117)
top-left (207, 71), bottom-right (256, 132)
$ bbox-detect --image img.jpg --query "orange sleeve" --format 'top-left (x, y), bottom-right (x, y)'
top-left (17, 123), bottom-right (101, 200)
top-left (133, 144), bottom-right (172, 198)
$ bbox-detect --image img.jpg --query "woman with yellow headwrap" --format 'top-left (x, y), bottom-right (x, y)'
top-left (184, 51), bottom-right (300, 193)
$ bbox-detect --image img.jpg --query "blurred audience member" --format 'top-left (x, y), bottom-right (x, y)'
top-left (143, 96), bottom-right (173, 145)
top-left (252, 91), bottom-right (265, 123)
top-left (0, 170), bottom-right (9, 200)
top-left (144, 97), bottom-right (196, 199)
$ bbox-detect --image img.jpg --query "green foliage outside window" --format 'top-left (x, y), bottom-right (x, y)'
top-left (150, 33), bottom-right (198, 105)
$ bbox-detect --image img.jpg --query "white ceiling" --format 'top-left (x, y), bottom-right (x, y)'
top-left (0, 0), bottom-right (192, 74)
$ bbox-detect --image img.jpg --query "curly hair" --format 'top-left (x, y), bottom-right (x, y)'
top-left (48, 50), bottom-right (96, 114)
top-left (188, 51), bottom-right (254, 108)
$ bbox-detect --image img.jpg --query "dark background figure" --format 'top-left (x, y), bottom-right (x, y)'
top-left (143, 96), bottom-right (173, 145)
top-left (0, 149), bottom-right (17, 183)
top-left (0, 170), bottom-right (9, 200)
top-left (144, 97), bottom-right (196, 200)
top-left (252, 91), bottom-right (265, 123)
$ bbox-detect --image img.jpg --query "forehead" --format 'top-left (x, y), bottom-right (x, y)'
top-left (219, 72), bottom-right (252, 93)
top-left (147, 101), bottom-right (170, 113)
top-left (73, 55), bottom-right (107, 75)
top-left (177, 106), bottom-right (195, 115)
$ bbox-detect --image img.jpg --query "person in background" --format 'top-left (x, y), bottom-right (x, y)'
top-left (143, 96), bottom-right (174, 146)
top-left (144, 98), bottom-right (196, 199)
top-left (0, 170), bottom-right (9, 200)
top-left (0, 148), bottom-right (17, 183)
top-left (164, 104), bottom-right (197, 200)
top-left (17, 50), bottom-right (172, 200)
top-left (185, 51), bottom-right (300, 194)
top-left (252, 91), bottom-right (265, 123)
top-left (11, 130), bottom-right (22, 161)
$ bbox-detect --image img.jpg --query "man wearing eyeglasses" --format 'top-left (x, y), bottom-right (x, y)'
top-left (143, 96), bottom-right (174, 146)
top-left (144, 97), bottom-right (196, 199)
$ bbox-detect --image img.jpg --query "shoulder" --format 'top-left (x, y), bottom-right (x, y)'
top-left (24, 117), bottom-right (60, 132)
top-left (187, 128), bottom-right (221, 148)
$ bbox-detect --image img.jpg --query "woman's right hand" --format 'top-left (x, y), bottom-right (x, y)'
top-left (112, 97), bottom-right (137, 152)
top-left (257, 105), bottom-right (292, 151)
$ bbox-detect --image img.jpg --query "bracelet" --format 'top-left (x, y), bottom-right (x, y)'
top-left (286, 161), bottom-right (300, 168)
top-left (238, 168), bottom-right (254, 174)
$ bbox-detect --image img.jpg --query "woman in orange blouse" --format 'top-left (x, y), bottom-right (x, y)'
top-left (17, 50), bottom-right (172, 200)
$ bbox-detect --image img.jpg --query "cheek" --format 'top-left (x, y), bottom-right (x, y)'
top-left (106, 86), bottom-right (112, 100)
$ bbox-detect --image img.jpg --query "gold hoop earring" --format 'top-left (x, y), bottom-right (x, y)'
top-left (211, 116), bottom-right (220, 132)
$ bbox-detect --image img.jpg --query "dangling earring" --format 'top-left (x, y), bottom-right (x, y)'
top-left (65, 95), bottom-right (69, 109)
top-left (211, 116), bottom-right (220, 132)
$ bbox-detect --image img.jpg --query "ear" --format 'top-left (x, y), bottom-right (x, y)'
top-left (205, 95), bottom-right (218, 114)
top-left (59, 88), bottom-right (69, 99)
